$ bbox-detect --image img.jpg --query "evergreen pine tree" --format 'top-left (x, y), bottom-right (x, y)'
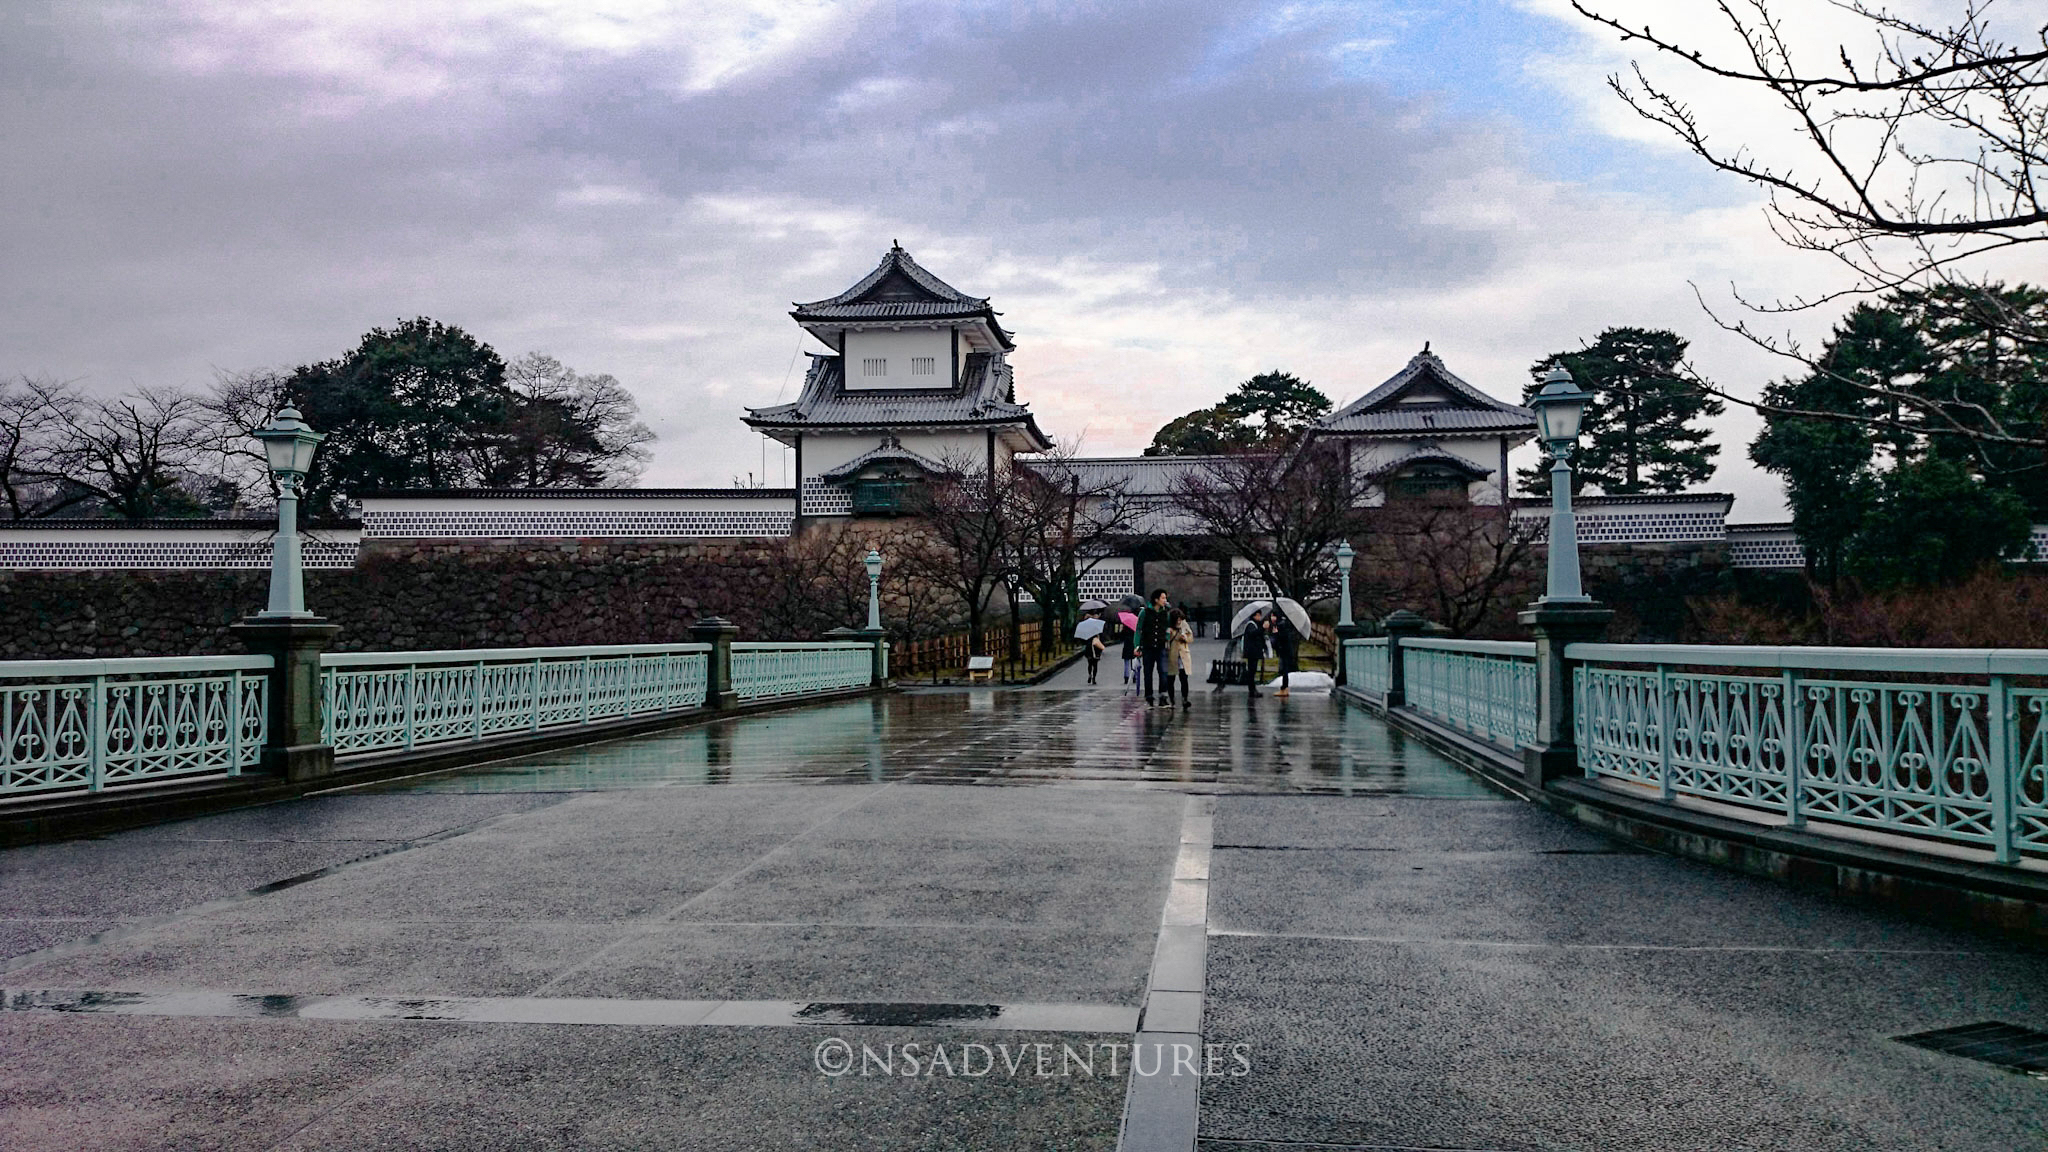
top-left (1519, 328), bottom-right (1722, 495)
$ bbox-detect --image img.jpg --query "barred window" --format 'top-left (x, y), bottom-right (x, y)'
top-left (910, 356), bottom-right (936, 376)
top-left (862, 358), bottom-right (888, 377)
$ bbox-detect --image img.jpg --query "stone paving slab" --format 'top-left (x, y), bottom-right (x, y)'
top-left (1199, 934), bottom-right (2048, 1152)
top-left (4, 687), bottom-right (2044, 1150)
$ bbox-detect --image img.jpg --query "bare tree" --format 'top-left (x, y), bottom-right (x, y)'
top-left (1170, 444), bottom-right (1369, 603)
top-left (40, 386), bottom-right (214, 519)
top-left (471, 353), bottom-right (653, 488)
top-left (1355, 498), bottom-right (1542, 636)
top-left (1577, 0), bottom-right (2048, 449)
top-left (901, 451), bottom-right (1016, 655)
top-left (0, 376), bottom-right (92, 519)
top-left (1006, 443), bottom-right (1139, 653)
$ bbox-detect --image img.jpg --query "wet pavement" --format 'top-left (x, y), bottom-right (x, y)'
top-left (0, 684), bottom-right (2043, 1150)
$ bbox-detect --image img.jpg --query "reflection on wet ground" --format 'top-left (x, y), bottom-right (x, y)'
top-left (383, 687), bottom-right (1496, 797)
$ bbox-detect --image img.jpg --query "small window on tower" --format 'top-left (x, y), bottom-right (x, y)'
top-left (863, 358), bottom-right (887, 377)
top-left (910, 357), bottom-right (936, 376)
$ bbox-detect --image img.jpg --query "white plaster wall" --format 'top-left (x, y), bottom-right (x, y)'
top-left (1349, 435), bottom-right (1509, 504)
top-left (843, 328), bottom-right (954, 390)
top-left (799, 430), bottom-right (988, 480)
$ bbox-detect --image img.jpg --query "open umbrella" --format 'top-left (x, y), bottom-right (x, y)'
top-left (1271, 597), bottom-right (1311, 635)
top-left (1118, 611), bottom-right (1140, 632)
top-left (1079, 599), bottom-right (1107, 611)
top-left (1073, 618), bottom-right (1105, 641)
top-left (1119, 593), bottom-right (1147, 611)
top-left (1230, 597), bottom-right (1311, 637)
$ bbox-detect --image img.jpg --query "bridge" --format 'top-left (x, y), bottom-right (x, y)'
top-left (1, 632), bottom-right (2043, 1150)
top-left (2, 401), bottom-right (2045, 1149)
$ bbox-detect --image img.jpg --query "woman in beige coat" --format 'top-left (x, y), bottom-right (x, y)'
top-left (1164, 609), bottom-right (1195, 709)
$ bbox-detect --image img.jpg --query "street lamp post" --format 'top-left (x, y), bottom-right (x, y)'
top-left (1335, 541), bottom-right (1356, 627)
top-left (860, 548), bottom-right (888, 685)
top-left (1332, 539), bottom-right (1367, 686)
top-left (865, 548), bottom-right (883, 631)
top-left (1518, 366), bottom-right (1612, 787)
top-left (232, 405), bottom-right (341, 782)
top-left (1529, 367), bottom-right (1592, 603)
top-left (251, 406), bottom-right (325, 618)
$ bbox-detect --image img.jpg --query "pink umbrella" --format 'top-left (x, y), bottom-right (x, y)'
top-left (1118, 611), bottom-right (1139, 631)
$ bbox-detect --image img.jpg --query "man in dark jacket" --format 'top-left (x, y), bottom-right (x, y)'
top-left (1137, 589), bottom-right (1172, 705)
top-left (1241, 607), bottom-right (1267, 697)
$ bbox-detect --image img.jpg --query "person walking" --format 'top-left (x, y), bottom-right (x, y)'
top-left (1271, 611), bottom-right (1300, 698)
top-left (1119, 617), bottom-right (1139, 690)
top-left (1240, 607), bottom-right (1268, 697)
top-left (1075, 611), bottom-right (1105, 685)
top-left (1137, 589), bottom-right (1171, 706)
top-left (1166, 608), bottom-right (1195, 709)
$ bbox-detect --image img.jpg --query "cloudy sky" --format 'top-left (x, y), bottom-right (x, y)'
top-left (8, 0), bottom-right (2005, 515)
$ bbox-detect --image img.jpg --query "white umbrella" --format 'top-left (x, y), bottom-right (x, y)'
top-left (1079, 599), bottom-right (1108, 611)
top-left (1073, 618), bottom-right (1105, 641)
top-left (1231, 597), bottom-right (1311, 636)
top-left (1271, 597), bottom-right (1311, 635)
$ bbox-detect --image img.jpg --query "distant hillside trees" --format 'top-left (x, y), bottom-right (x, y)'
top-left (3, 317), bottom-right (654, 521)
top-left (1752, 284), bottom-right (2045, 588)
top-left (1520, 328), bottom-right (1723, 496)
top-left (1145, 371), bottom-right (1331, 456)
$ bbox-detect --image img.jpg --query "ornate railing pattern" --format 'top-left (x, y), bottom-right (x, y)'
top-left (321, 644), bottom-right (710, 756)
top-left (0, 656), bottom-right (269, 799)
top-left (1343, 638), bottom-right (1390, 695)
top-left (1572, 644), bottom-right (2048, 863)
top-left (1402, 639), bottom-right (1538, 751)
top-left (731, 642), bottom-right (875, 701)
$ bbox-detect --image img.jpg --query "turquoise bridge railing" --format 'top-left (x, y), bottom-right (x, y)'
top-left (1403, 638), bottom-right (1538, 751)
top-left (0, 656), bottom-right (270, 799)
top-left (731, 641), bottom-right (877, 701)
top-left (1342, 638), bottom-right (1390, 696)
top-left (1571, 644), bottom-right (2048, 864)
top-left (321, 644), bottom-right (712, 756)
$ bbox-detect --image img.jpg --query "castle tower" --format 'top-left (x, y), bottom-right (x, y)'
top-left (744, 244), bottom-right (1050, 516)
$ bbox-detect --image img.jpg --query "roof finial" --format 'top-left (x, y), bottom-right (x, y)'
top-left (892, 238), bottom-right (901, 250)
top-left (1423, 340), bottom-right (1430, 353)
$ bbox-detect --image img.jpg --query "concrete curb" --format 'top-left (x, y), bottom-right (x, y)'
top-left (1335, 685), bottom-right (2048, 947)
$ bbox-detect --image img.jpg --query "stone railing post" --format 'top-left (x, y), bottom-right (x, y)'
top-left (1516, 600), bottom-right (1613, 787)
top-left (692, 616), bottom-right (740, 710)
top-left (1381, 610), bottom-right (1426, 707)
top-left (231, 617), bottom-right (341, 781)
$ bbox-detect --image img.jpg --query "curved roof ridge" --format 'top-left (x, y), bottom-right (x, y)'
top-left (1317, 348), bottom-right (1535, 437)
top-left (796, 244), bottom-right (985, 309)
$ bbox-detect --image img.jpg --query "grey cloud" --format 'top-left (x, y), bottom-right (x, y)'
top-left (0, 0), bottom-right (1555, 482)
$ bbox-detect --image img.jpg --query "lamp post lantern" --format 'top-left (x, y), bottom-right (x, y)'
top-left (1516, 365), bottom-right (1610, 790)
top-left (251, 406), bottom-right (325, 618)
top-left (232, 404), bottom-right (340, 783)
top-left (864, 548), bottom-right (884, 632)
top-left (1529, 367), bottom-right (1593, 603)
top-left (1335, 540), bottom-right (1355, 627)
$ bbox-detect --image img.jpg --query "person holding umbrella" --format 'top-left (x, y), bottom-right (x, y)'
top-left (1117, 609), bottom-right (1140, 690)
top-left (1269, 610), bottom-right (1301, 697)
top-left (1073, 609), bottom-right (1107, 685)
top-left (1239, 607), bottom-right (1268, 697)
top-left (1137, 588), bottom-right (1172, 706)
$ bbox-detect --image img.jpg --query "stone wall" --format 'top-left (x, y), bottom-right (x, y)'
top-left (0, 517), bottom-right (967, 661)
top-left (0, 537), bottom-right (794, 660)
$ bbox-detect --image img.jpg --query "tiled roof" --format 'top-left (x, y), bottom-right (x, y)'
top-left (1319, 349), bottom-right (1535, 437)
top-left (745, 353), bottom-right (1047, 447)
top-left (791, 245), bottom-right (1014, 348)
top-left (817, 438), bottom-right (950, 483)
top-left (1038, 455), bottom-right (1255, 497)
